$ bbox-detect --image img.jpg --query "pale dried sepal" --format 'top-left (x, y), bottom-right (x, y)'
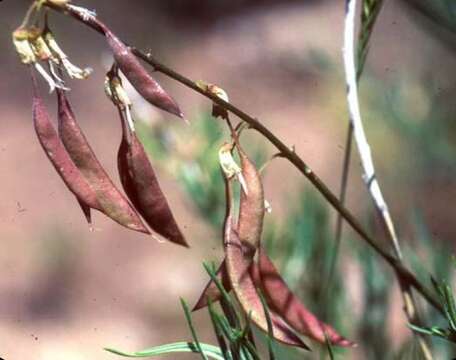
top-left (34, 63), bottom-right (68, 93)
top-left (44, 29), bottom-right (92, 79)
top-left (12, 30), bottom-right (36, 64)
top-left (63, 58), bottom-right (92, 79)
top-left (264, 199), bottom-right (272, 213)
top-left (201, 82), bottom-right (230, 120)
top-left (218, 143), bottom-right (248, 195)
top-left (124, 106), bottom-right (136, 132)
top-left (31, 35), bottom-right (56, 61)
top-left (105, 73), bottom-right (135, 132)
top-left (105, 73), bottom-right (132, 108)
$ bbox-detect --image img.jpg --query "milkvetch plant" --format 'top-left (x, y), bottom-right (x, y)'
top-left (10, 0), bottom-right (455, 358)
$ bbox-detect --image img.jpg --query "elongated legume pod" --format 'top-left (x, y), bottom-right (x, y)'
top-left (237, 143), bottom-right (264, 256)
top-left (105, 30), bottom-right (183, 119)
top-left (257, 248), bottom-right (355, 347)
top-left (193, 142), bottom-right (263, 310)
top-left (56, 89), bottom-right (149, 234)
top-left (117, 110), bottom-right (188, 246)
top-left (31, 69), bottom-right (101, 216)
top-left (222, 176), bottom-right (308, 349)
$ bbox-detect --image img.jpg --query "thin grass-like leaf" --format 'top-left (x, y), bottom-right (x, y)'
top-left (203, 262), bottom-right (241, 329)
top-left (207, 300), bottom-right (232, 360)
top-left (180, 298), bottom-right (209, 360)
top-left (104, 342), bottom-right (224, 359)
top-left (258, 292), bottom-right (276, 360)
top-left (324, 331), bottom-right (336, 360)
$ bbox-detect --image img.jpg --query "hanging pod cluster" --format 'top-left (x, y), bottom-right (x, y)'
top-left (13, 3), bottom-right (187, 246)
top-left (193, 138), bottom-right (355, 349)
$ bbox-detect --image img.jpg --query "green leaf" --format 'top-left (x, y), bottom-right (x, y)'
top-left (104, 342), bottom-right (225, 359)
top-left (208, 300), bottom-right (232, 360)
top-left (258, 292), bottom-right (276, 360)
top-left (181, 298), bottom-right (209, 360)
top-left (324, 331), bottom-right (336, 360)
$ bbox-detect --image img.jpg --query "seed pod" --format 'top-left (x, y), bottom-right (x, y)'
top-left (193, 143), bottom-right (263, 310)
top-left (192, 260), bottom-right (230, 311)
top-left (56, 89), bottom-right (149, 234)
top-left (31, 69), bottom-right (100, 216)
top-left (105, 30), bottom-right (183, 119)
top-left (76, 198), bottom-right (92, 225)
top-left (257, 248), bottom-right (355, 347)
top-left (236, 143), bottom-right (264, 256)
top-left (117, 110), bottom-right (188, 246)
top-left (222, 175), bottom-right (308, 349)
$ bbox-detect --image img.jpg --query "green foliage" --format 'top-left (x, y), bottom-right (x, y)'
top-left (358, 0), bottom-right (384, 75)
top-left (105, 342), bottom-right (226, 359)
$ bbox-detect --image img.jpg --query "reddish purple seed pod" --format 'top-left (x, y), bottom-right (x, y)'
top-left (193, 144), bottom-right (263, 310)
top-left (117, 113), bottom-right (187, 246)
top-left (31, 70), bottom-right (100, 215)
top-left (192, 260), bottom-right (229, 311)
top-left (105, 30), bottom-right (183, 119)
top-left (222, 177), bottom-right (308, 349)
top-left (237, 144), bottom-right (264, 255)
top-left (56, 89), bottom-right (149, 234)
top-left (76, 197), bottom-right (92, 225)
top-left (257, 248), bottom-right (355, 348)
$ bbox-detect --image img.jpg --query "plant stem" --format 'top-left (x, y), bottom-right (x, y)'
top-left (343, 0), bottom-right (432, 358)
top-left (44, 1), bottom-right (444, 316)
top-left (324, 123), bottom-right (353, 300)
top-left (19, 2), bottom-right (37, 29)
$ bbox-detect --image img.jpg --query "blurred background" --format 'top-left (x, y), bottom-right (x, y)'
top-left (1, 0), bottom-right (456, 359)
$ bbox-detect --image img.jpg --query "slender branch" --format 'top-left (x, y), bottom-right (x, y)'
top-left (343, 0), bottom-right (402, 260)
top-left (43, 1), bottom-right (443, 315)
top-left (330, 0), bottom-right (383, 291)
top-left (343, 0), bottom-right (432, 358)
top-left (325, 123), bottom-right (353, 294)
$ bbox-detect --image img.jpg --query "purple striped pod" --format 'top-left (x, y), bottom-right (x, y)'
top-left (222, 175), bottom-right (308, 349)
top-left (56, 89), bottom-right (149, 234)
top-left (31, 69), bottom-right (101, 220)
top-left (256, 248), bottom-right (356, 347)
top-left (105, 30), bottom-right (183, 119)
top-left (117, 109), bottom-right (188, 247)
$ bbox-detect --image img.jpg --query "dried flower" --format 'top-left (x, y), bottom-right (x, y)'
top-left (43, 26), bottom-right (92, 79)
